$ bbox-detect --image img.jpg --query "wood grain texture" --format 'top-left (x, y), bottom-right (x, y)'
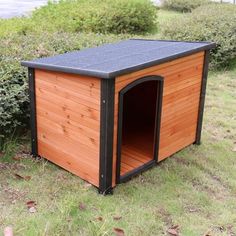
top-left (35, 69), bottom-right (101, 187)
top-left (113, 52), bottom-right (205, 184)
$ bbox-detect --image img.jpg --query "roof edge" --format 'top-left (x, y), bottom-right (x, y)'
top-left (130, 39), bottom-right (216, 49)
top-left (21, 42), bottom-right (216, 79)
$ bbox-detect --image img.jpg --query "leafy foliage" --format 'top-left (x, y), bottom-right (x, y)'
top-left (0, 32), bottom-right (128, 148)
top-left (0, 0), bottom-right (157, 36)
top-left (161, 0), bottom-right (211, 12)
top-left (162, 4), bottom-right (236, 68)
top-left (0, 0), bottom-right (156, 147)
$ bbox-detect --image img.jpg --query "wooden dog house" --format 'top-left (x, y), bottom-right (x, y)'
top-left (22, 39), bottom-right (215, 194)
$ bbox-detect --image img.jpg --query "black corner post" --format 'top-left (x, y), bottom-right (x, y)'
top-left (99, 78), bottom-right (115, 195)
top-left (28, 68), bottom-right (38, 156)
top-left (195, 50), bottom-right (210, 145)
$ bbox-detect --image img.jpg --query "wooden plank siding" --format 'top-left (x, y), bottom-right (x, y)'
top-left (113, 52), bottom-right (205, 185)
top-left (35, 69), bottom-right (101, 187)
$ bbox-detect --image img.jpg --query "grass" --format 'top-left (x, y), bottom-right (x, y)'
top-left (1, 4), bottom-right (236, 236)
top-left (158, 9), bottom-right (183, 26)
top-left (0, 68), bottom-right (235, 235)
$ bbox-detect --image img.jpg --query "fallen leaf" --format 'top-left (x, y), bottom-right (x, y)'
top-left (26, 200), bottom-right (37, 208)
top-left (14, 173), bottom-right (31, 181)
top-left (28, 206), bottom-right (37, 213)
top-left (113, 228), bottom-right (125, 236)
top-left (167, 229), bottom-right (178, 236)
top-left (79, 202), bottom-right (86, 210)
top-left (171, 225), bottom-right (179, 229)
top-left (203, 232), bottom-right (211, 236)
top-left (96, 216), bottom-right (103, 221)
top-left (4, 226), bottom-right (13, 236)
top-left (167, 225), bottom-right (179, 236)
top-left (113, 216), bottom-right (122, 221)
top-left (12, 156), bottom-right (21, 161)
top-left (24, 176), bottom-right (31, 181)
top-left (14, 173), bottom-right (24, 180)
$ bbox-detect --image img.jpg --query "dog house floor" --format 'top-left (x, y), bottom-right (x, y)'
top-left (120, 126), bottom-right (154, 176)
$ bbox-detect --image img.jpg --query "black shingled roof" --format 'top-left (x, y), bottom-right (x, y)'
top-left (21, 39), bottom-right (215, 79)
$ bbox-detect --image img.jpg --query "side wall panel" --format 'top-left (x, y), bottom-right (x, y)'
top-left (35, 69), bottom-right (101, 187)
top-left (113, 52), bottom-right (205, 185)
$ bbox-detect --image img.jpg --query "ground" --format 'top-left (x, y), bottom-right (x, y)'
top-left (0, 8), bottom-right (236, 236)
top-left (1, 63), bottom-right (236, 236)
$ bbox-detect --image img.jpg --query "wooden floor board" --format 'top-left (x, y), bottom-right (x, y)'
top-left (120, 129), bottom-right (154, 176)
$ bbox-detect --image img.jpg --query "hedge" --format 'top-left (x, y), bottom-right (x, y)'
top-left (161, 0), bottom-right (211, 12)
top-left (0, 0), bottom-right (157, 36)
top-left (0, 32), bottom-right (128, 148)
top-left (0, 0), bottom-right (158, 148)
top-left (161, 3), bottom-right (236, 68)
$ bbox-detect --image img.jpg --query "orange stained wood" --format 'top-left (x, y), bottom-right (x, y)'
top-left (35, 69), bottom-right (101, 187)
top-left (120, 129), bottom-right (154, 176)
top-left (121, 146), bottom-right (153, 176)
top-left (113, 52), bottom-right (205, 185)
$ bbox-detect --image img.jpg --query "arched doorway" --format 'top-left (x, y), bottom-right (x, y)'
top-left (116, 76), bottom-right (164, 183)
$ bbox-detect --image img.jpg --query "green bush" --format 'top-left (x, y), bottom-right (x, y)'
top-left (161, 4), bottom-right (236, 68)
top-left (31, 0), bottom-right (157, 34)
top-left (0, 0), bottom-right (156, 148)
top-left (0, 32), bottom-right (128, 148)
top-left (0, 0), bottom-right (157, 37)
top-left (161, 0), bottom-right (211, 12)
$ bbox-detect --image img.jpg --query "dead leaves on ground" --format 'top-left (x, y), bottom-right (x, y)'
top-left (113, 216), bottom-right (122, 221)
top-left (14, 173), bottom-right (31, 181)
top-left (12, 156), bottom-right (21, 161)
top-left (113, 227), bottom-right (125, 236)
top-left (26, 200), bottom-right (37, 213)
top-left (96, 216), bottom-right (103, 221)
top-left (167, 225), bottom-right (180, 236)
top-left (93, 213), bottom-right (124, 235)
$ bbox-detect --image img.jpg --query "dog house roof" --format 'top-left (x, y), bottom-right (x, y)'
top-left (21, 39), bottom-right (215, 79)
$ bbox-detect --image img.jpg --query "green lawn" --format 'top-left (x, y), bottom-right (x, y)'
top-left (0, 67), bottom-right (235, 235)
top-left (158, 9), bottom-right (183, 26)
top-left (1, 5), bottom-right (236, 236)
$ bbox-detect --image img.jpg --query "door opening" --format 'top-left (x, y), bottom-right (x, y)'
top-left (116, 76), bottom-right (163, 183)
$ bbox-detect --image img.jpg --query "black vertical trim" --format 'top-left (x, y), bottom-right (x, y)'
top-left (195, 50), bottom-right (210, 145)
top-left (154, 79), bottom-right (164, 162)
top-left (28, 68), bottom-right (38, 156)
top-left (116, 75), bottom-right (164, 184)
top-left (99, 78), bottom-right (115, 194)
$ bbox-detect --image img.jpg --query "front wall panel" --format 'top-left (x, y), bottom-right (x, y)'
top-left (113, 52), bottom-right (205, 185)
top-left (35, 69), bottom-right (101, 187)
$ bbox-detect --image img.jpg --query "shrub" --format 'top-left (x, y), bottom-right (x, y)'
top-left (31, 0), bottom-right (157, 34)
top-left (161, 0), bottom-right (211, 12)
top-left (0, 0), bottom-right (154, 148)
top-left (0, 32), bottom-right (128, 148)
top-left (161, 4), bottom-right (236, 68)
